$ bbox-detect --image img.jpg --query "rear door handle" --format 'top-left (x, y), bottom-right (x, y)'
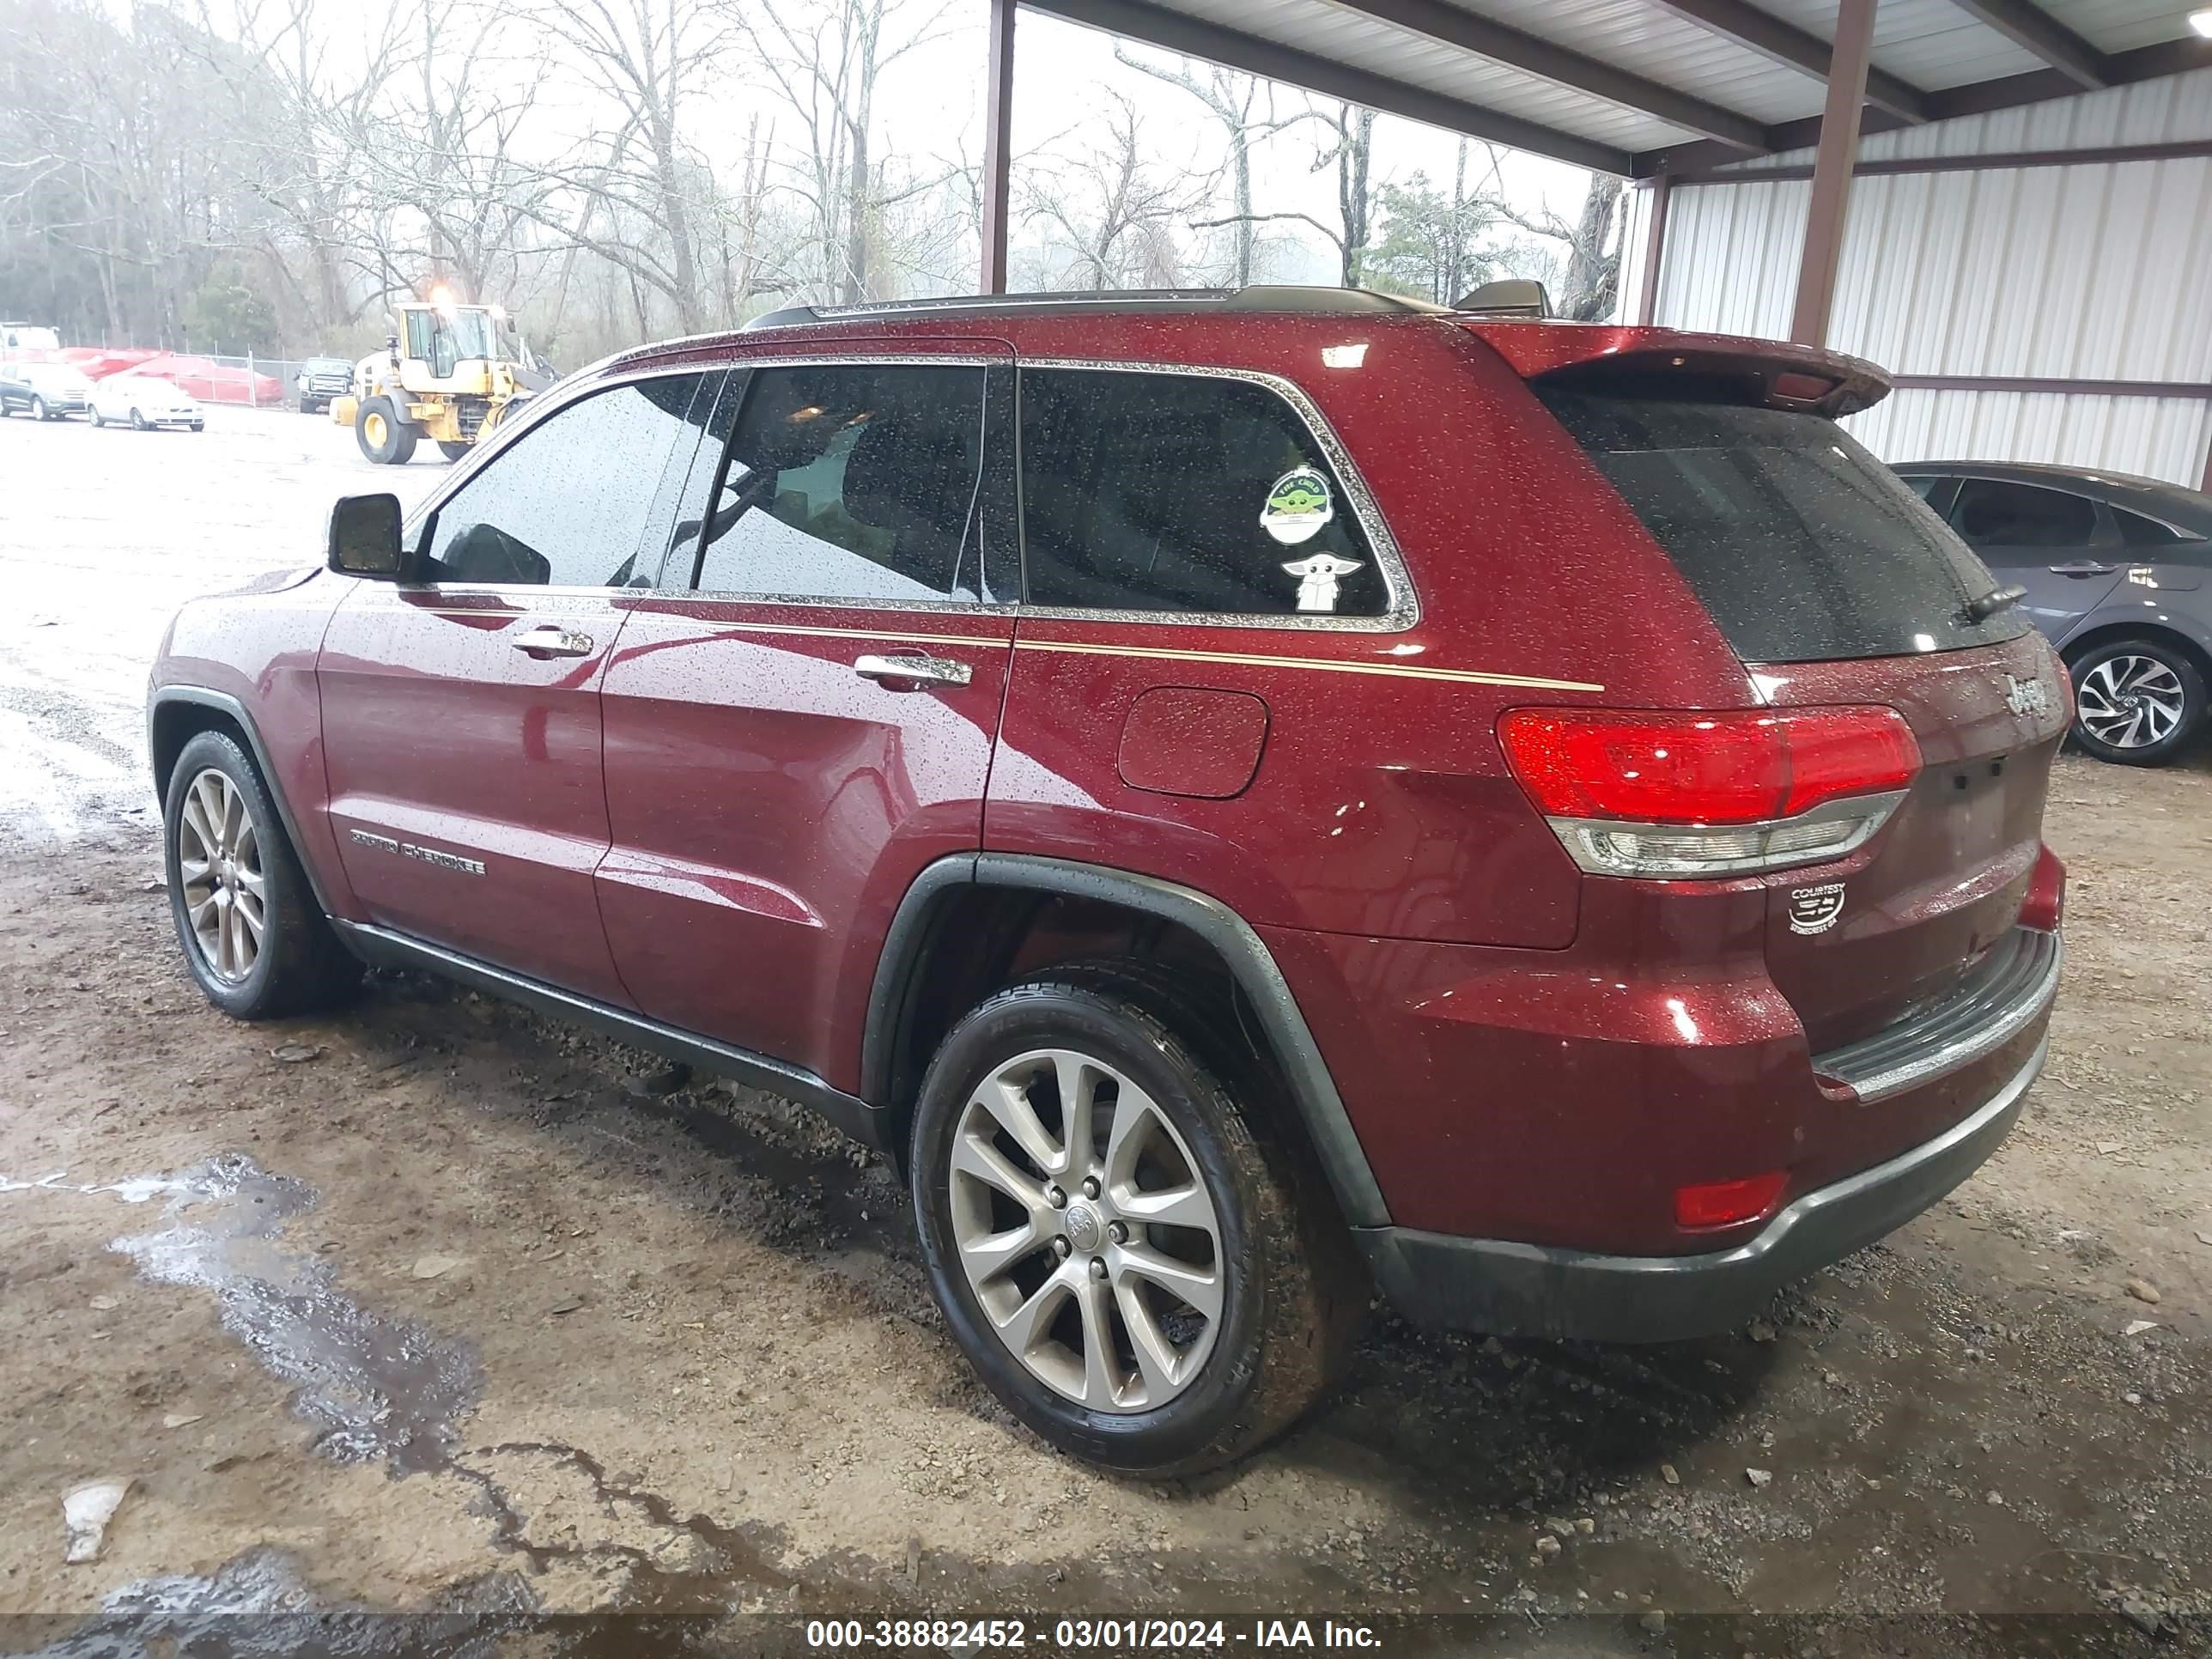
top-left (512, 624), bottom-right (596, 659)
top-left (2047, 561), bottom-right (2116, 577)
top-left (854, 653), bottom-right (972, 689)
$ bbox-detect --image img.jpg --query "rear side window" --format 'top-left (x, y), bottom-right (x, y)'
top-left (422, 374), bottom-right (713, 586)
top-left (1537, 391), bottom-right (2029, 663)
top-left (1019, 368), bottom-right (1383, 617)
top-left (1951, 479), bottom-right (2098, 549)
top-left (692, 363), bottom-right (988, 602)
top-left (2115, 507), bottom-right (2205, 548)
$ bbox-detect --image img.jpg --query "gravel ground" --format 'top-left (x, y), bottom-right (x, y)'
top-left (0, 408), bottom-right (2207, 1656)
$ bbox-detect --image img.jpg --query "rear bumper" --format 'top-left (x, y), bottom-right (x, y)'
top-left (1358, 1030), bottom-right (2047, 1341)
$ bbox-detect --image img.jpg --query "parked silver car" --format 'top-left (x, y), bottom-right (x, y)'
top-left (0, 359), bottom-right (93, 420)
top-left (1896, 461), bottom-right (2212, 764)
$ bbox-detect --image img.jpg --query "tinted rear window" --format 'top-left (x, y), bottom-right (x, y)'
top-left (1538, 392), bottom-right (2030, 663)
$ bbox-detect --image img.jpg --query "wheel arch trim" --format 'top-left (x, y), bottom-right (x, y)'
top-left (147, 686), bottom-right (342, 918)
top-left (864, 853), bottom-right (1389, 1229)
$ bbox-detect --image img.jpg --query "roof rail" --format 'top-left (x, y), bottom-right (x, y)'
top-left (741, 284), bottom-right (1455, 331)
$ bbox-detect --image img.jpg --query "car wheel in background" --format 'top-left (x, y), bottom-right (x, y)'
top-left (190, 421), bottom-right (204, 433)
top-left (31, 395), bottom-right (49, 421)
top-left (356, 395), bottom-right (417, 465)
top-left (89, 404), bottom-right (104, 428)
top-left (130, 406), bottom-right (150, 430)
top-left (162, 730), bottom-right (361, 1019)
top-left (908, 962), bottom-right (1364, 1476)
top-left (437, 440), bottom-right (471, 463)
top-left (2067, 637), bottom-right (2207, 766)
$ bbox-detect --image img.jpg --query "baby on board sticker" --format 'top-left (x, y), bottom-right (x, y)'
top-left (1261, 466), bottom-right (1361, 612)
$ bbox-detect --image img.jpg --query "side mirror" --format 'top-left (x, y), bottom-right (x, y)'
top-left (327, 493), bottom-right (410, 579)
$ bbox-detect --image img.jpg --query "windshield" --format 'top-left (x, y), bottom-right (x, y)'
top-left (1537, 389), bottom-right (2032, 664)
top-left (405, 309), bottom-right (500, 376)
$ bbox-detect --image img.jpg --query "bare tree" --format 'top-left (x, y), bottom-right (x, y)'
top-left (1477, 144), bottom-right (1623, 319)
top-left (509, 0), bottom-right (732, 331)
top-left (732, 0), bottom-right (957, 303)
top-left (1021, 91), bottom-right (1205, 290)
top-left (1112, 49), bottom-right (1303, 286)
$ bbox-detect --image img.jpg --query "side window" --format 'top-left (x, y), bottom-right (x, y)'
top-left (2115, 507), bottom-right (2203, 548)
top-left (691, 363), bottom-right (988, 602)
top-left (1018, 368), bottom-right (1383, 617)
top-left (422, 374), bottom-right (713, 587)
top-left (1950, 479), bottom-right (2099, 550)
top-left (1904, 474), bottom-right (1947, 501)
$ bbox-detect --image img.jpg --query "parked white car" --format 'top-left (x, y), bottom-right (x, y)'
top-left (88, 374), bottom-right (204, 432)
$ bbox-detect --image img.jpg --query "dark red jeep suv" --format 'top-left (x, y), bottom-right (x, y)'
top-left (149, 286), bottom-right (2068, 1475)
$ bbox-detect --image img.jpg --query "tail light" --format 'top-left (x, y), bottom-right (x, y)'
top-left (1498, 705), bottom-right (1920, 878)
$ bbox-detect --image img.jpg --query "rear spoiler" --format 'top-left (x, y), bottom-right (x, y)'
top-left (1461, 321), bottom-right (1892, 418)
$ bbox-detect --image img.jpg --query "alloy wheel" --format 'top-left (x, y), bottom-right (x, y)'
top-left (947, 1048), bottom-right (1224, 1413)
top-left (175, 768), bottom-right (265, 982)
top-left (2075, 653), bottom-right (2185, 750)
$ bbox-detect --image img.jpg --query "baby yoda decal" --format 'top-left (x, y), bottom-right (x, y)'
top-left (1281, 553), bottom-right (1364, 612)
top-left (1260, 466), bottom-right (1336, 545)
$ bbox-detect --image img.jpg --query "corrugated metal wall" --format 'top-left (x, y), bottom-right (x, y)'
top-left (1618, 68), bottom-right (2212, 488)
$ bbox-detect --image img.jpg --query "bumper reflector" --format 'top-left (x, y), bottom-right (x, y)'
top-left (1674, 1170), bottom-right (1789, 1231)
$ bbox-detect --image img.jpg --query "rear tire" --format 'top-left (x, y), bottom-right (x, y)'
top-left (2066, 637), bottom-right (2206, 766)
top-left (162, 730), bottom-right (361, 1019)
top-left (356, 396), bottom-right (416, 465)
top-left (437, 439), bottom-right (471, 462)
top-left (909, 963), bottom-right (1363, 1476)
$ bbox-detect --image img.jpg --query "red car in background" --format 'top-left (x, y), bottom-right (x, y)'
top-left (59, 347), bottom-right (160, 380)
top-left (133, 353), bottom-right (283, 405)
top-left (147, 285), bottom-right (2068, 1476)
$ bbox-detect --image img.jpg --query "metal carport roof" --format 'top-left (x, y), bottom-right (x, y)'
top-left (1019, 0), bottom-right (2212, 175)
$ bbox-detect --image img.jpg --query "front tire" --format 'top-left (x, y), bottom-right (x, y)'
top-left (2067, 637), bottom-right (2206, 766)
top-left (163, 730), bottom-right (360, 1019)
top-left (356, 396), bottom-right (417, 465)
top-left (31, 395), bottom-right (49, 421)
top-left (437, 439), bottom-right (471, 463)
top-left (910, 966), bottom-right (1361, 1476)
top-left (89, 404), bottom-right (104, 428)
top-left (130, 406), bottom-right (149, 430)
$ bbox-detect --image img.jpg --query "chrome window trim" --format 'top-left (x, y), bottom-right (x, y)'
top-left (1013, 357), bottom-right (1418, 634)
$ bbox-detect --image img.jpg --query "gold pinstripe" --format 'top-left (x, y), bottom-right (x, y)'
top-left (624, 614), bottom-right (1605, 692)
top-left (1010, 637), bottom-right (1604, 692)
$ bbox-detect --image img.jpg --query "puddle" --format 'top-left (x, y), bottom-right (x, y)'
top-left (10, 1547), bottom-right (541, 1659)
top-left (4, 1153), bottom-right (480, 1475)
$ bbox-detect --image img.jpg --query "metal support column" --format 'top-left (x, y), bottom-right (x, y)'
top-left (1789, 0), bottom-right (1875, 346)
top-left (1635, 172), bottom-right (1672, 325)
top-left (981, 0), bottom-right (1018, 295)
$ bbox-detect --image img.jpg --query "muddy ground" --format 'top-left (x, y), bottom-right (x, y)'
top-left (1, 411), bottom-right (2209, 1656)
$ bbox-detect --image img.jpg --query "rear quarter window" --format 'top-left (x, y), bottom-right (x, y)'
top-left (1538, 391), bottom-right (2030, 664)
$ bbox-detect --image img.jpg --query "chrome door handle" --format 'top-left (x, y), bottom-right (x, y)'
top-left (513, 624), bottom-right (595, 659)
top-left (2047, 561), bottom-right (2115, 576)
top-left (854, 653), bottom-right (972, 688)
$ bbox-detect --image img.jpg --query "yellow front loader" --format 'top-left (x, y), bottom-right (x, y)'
top-left (330, 294), bottom-right (533, 465)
